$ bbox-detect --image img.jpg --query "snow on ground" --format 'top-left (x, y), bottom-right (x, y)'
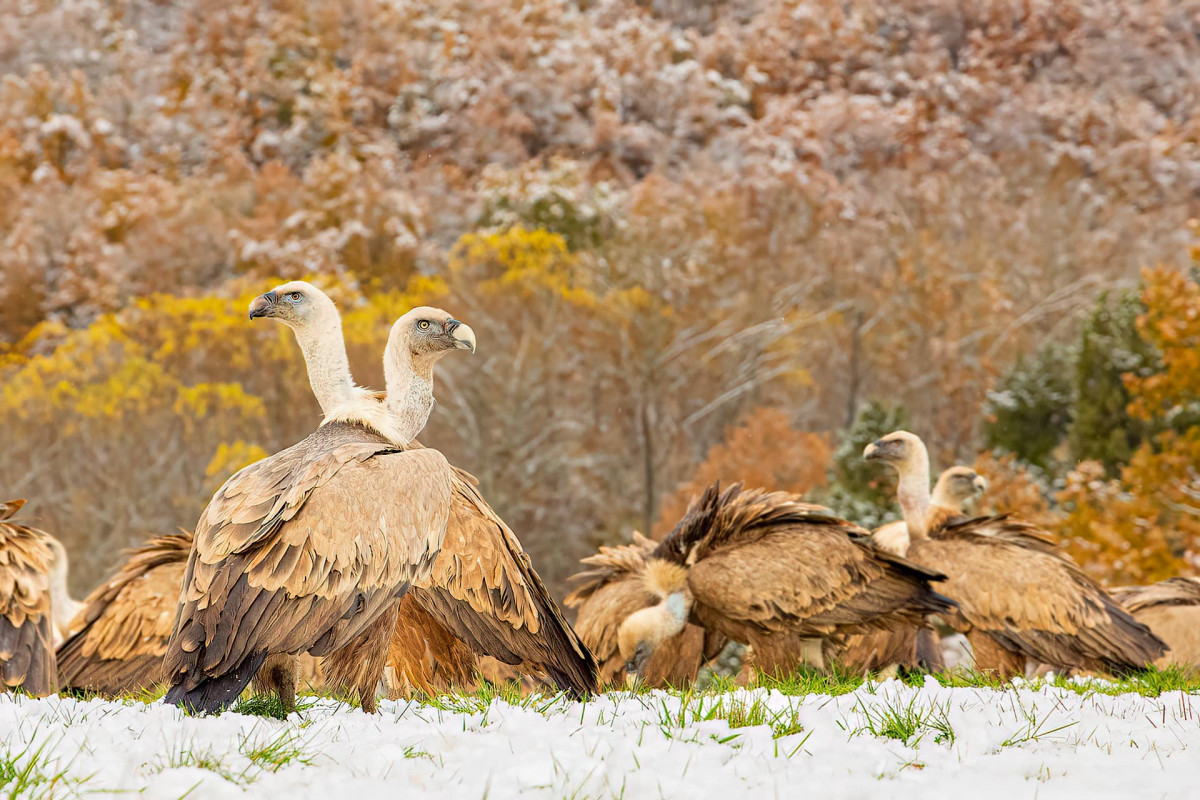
top-left (1, 679), bottom-right (1197, 799)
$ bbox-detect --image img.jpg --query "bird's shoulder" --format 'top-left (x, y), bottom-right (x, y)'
top-left (194, 421), bottom-right (403, 560)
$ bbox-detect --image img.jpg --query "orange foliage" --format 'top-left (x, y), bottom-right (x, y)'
top-left (651, 408), bottom-right (831, 537)
top-left (1055, 266), bottom-right (1200, 584)
top-left (972, 451), bottom-right (1061, 531)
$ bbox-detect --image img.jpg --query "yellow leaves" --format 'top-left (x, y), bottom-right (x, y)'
top-left (0, 290), bottom-right (277, 446)
top-left (205, 440), bottom-right (270, 487)
top-left (1057, 457), bottom-right (1187, 585)
top-left (341, 276), bottom-right (450, 347)
top-left (174, 382), bottom-right (266, 424)
top-left (448, 226), bottom-right (597, 308)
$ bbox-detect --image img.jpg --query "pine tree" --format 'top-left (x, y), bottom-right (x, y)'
top-left (983, 342), bottom-right (1075, 471)
top-left (812, 401), bottom-right (912, 528)
top-left (1067, 289), bottom-right (1159, 473)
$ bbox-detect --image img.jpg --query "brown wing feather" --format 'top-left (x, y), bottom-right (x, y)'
top-left (909, 517), bottom-right (1165, 674)
top-left (385, 594), bottom-right (478, 696)
top-left (686, 528), bottom-right (948, 639)
top-left (56, 532), bottom-right (192, 695)
top-left (654, 483), bottom-right (858, 566)
top-left (659, 484), bottom-right (951, 650)
top-left (0, 508), bottom-right (58, 696)
top-left (1113, 577), bottom-right (1200, 612)
top-left (164, 422), bottom-right (452, 712)
top-left (395, 463), bottom-right (598, 696)
top-left (1110, 578), bottom-right (1200, 669)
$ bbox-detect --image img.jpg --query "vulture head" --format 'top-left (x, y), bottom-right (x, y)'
top-left (864, 431), bottom-right (933, 538)
top-left (862, 430), bottom-right (926, 468)
top-left (248, 281), bottom-right (339, 329)
top-left (617, 559), bottom-right (691, 683)
top-left (932, 466), bottom-right (987, 512)
top-left (387, 306), bottom-right (477, 370)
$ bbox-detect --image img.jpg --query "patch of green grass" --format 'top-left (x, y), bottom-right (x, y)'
top-left (915, 665), bottom-right (1200, 698)
top-left (231, 693), bottom-right (314, 720)
top-left (149, 728), bottom-right (318, 786)
top-left (149, 742), bottom-right (248, 786)
top-left (654, 689), bottom-right (806, 747)
top-left (126, 683), bottom-right (169, 704)
top-left (1053, 665), bottom-right (1200, 698)
top-left (753, 663), bottom-right (866, 697)
top-left (237, 728), bottom-right (316, 772)
top-left (843, 694), bottom-right (955, 747)
top-left (0, 737), bottom-right (86, 800)
top-left (920, 669), bottom-right (1007, 690)
top-left (998, 694), bottom-right (1078, 748)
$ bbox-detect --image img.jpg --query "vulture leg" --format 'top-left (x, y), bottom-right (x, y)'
top-left (967, 631), bottom-right (1025, 679)
top-left (325, 602), bottom-right (403, 714)
top-left (914, 628), bottom-right (945, 673)
top-left (251, 654), bottom-right (298, 712)
top-left (747, 635), bottom-right (825, 677)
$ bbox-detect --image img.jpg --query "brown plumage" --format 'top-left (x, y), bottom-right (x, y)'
top-left (0, 500), bottom-right (59, 696)
top-left (864, 430), bottom-right (1165, 677)
top-left (56, 532), bottom-right (192, 695)
top-left (565, 532), bottom-right (725, 687)
top-left (1113, 578), bottom-right (1200, 668)
top-left (842, 465), bottom-right (986, 673)
top-left (395, 467), bottom-right (598, 696)
top-left (163, 420), bottom-right (454, 713)
top-left (615, 483), bottom-right (954, 679)
top-left (384, 595), bottom-right (478, 696)
top-left (250, 283), bottom-right (598, 698)
top-left (872, 466), bottom-right (988, 558)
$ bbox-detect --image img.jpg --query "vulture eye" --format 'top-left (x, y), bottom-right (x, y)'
top-left (417, 320), bottom-right (431, 330)
top-left (289, 292), bottom-right (302, 301)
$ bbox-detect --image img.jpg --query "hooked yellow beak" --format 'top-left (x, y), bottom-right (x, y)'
top-left (248, 291), bottom-right (278, 320)
top-left (448, 320), bottom-right (477, 354)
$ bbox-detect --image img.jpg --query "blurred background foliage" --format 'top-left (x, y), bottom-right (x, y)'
top-left (1, 0), bottom-right (1198, 595)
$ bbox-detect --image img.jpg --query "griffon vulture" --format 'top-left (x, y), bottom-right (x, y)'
top-left (0, 500), bottom-right (67, 695)
top-left (842, 466), bottom-right (987, 673)
top-left (565, 532), bottom-right (725, 687)
top-left (57, 532), bottom-right (191, 694)
top-left (873, 466), bottom-right (988, 557)
top-left (864, 431), bottom-right (1165, 677)
top-left (249, 282), bottom-right (599, 697)
top-left (162, 308), bottom-right (470, 714)
top-left (1112, 578), bottom-right (1200, 669)
top-left (614, 483), bottom-right (954, 680)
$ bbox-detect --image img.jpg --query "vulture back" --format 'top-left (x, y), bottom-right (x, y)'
top-left (164, 421), bottom-right (453, 713)
top-left (911, 515), bottom-right (1165, 675)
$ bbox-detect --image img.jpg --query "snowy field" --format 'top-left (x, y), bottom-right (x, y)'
top-left (1, 679), bottom-right (1197, 799)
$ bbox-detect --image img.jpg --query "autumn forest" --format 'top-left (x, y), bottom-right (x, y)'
top-left (2, 0), bottom-right (1198, 598)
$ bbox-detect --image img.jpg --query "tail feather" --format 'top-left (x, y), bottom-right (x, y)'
top-left (164, 651), bottom-right (268, 714)
top-left (924, 590), bottom-right (957, 617)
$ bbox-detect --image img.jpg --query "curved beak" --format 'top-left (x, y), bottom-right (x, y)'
top-left (249, 291), bottom-right (278, 320)
top-left (973, 475), bottom-right (989, 495)
top-left (446, 319), bottom-right (477, 353)
top-left (623, 643), bottom-right (652, 686)
top-left (863, 440), bottom-right (882, 460)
